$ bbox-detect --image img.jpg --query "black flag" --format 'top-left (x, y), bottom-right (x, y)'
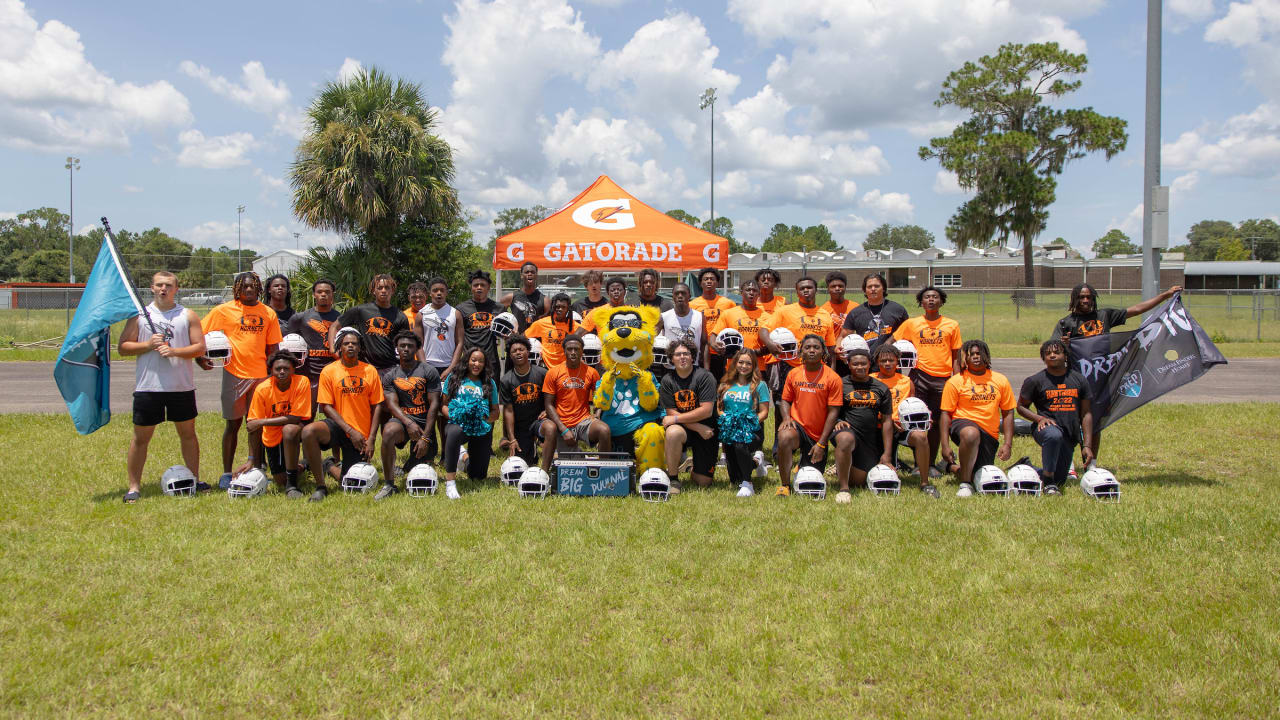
top-left (1068, 293), bottom-right (1226, 429)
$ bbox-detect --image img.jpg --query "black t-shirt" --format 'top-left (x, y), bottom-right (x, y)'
top-left (571, 295), bottom-right (609, 322)
top-left (1018, 368), bottom-right (1090, 443)
top-left (509, 288), bottom-right (546, 333)
top-left (1055, 308), bottom-right (1128, 340)
top-left (660, 367), bottom-right (717, 418)
top-left (337, 303), bottom-right (410, 370)
top-left (840, 376), bottom-right (892, 434)
top-left (842, 300), bottom-right (910, 353)
top-left (639, 295), bottom-right (675, 313)
top-left (456, 298), bottom-right (504, 362)
top-left (287, 307), bottom-right (340, 379)
top-left (273, 305), bottom-right (295, 336)
top-left (382, 362), bottom-right (441, 423)
top-left (500, 365), bottom-right (549, 433)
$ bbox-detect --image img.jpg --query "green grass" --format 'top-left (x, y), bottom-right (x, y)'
top-left (2, 404), bottom-right (1278, 717)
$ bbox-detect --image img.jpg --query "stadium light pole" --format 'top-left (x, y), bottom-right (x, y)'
top-left (65, 157), bottom-right (79, 283)
top-left (236, 204), bottom-right (246, 273)
top-left (292, 232), bottom-right (301, 250)
top-left (699, 87), bottom-right (717, 233)
top-left (1141, 0), bottom-right (1162, 301)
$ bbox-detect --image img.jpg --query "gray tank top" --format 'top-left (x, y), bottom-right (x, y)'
top-left (134, 303), bottom-right (195, 392)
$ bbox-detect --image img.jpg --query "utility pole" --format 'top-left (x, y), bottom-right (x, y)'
top-left (699, 88), bottom-right (717, 233)
top-left (292, 232), bottom-right (301, 250)
top-left (1141, 0), bottom-right (1162, 301)
top-left (237, 204), bottom-right (246, 273)
top-left (65, 157), bottom-right (80, 283)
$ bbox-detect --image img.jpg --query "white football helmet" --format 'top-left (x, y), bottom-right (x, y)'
top-left (340, 462), bottom-right (379, 494)
top-left (227, 468), bottom-right (270, 498)
top-left (866, 463), bottom-right (901, 496)
top-left (581, 333), bottom-right (603, 365)
top-left (490, 312), bottom-right (518, 339)
top-left (897, 397), bottom-right (932, 432)
top-left (651, 334), bottom-right (671, 369)
top-left (332, 326), bottom-right (361, 353)
top-left (518, 466), bottom-right (551, 498)
top-left (839, 333), bottom-right (870, 359)
top-left (637, 467), bottom-right (671, 502)
top-left (280, 333), bottom-right (308, 367)
top-left (405, 463), bottom-right (439, 496)
top-left (572, 311), bottom-right (583, 324)
top-left (975, 465), bottom-right (1011, 495)
top-left (1080, 466), bottom-right (1121, 501)
top-left (500, 456), bottom-right (528, 487)
top-left (771, 327), bottom-right (799, 361)
top-left (160, 465), bottom-right (197, 496)
top-left (1008, 464), bottom-right (1043, 496)
top-left (203, 330), bottom-right (231, 368)
top-left (717, 327), bottom-right (744, 353)
top-left (793, 466), bottom-right (826, 499)
top-left (893, 340), bottom-right (918, 373)
top-left (528, 337), bottom-right (544, 366)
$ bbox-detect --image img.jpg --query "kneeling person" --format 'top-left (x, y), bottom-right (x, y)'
top-left (1017, 339), bottom-right (1094, 494)
top-left (939, 340), bottom-right (1016, 497)
top-left (237, 350), bottom-right (311, 497)
top-left (377, 330), bottom-right (441, 499)
top-left (540, 335), bottom-right (610, 474)
top-left (301, 328), bottom-right (384, 501)
top-left (775, 334), bottom-right (844, 496)
top-left (500, 336), bottom-right (548, 465)
top-left (661, 339), bottom-right (719, 490)
top-left (873, 343), bottom-right (937, 496)
top-left (831, 348), bottom-right (894, 503)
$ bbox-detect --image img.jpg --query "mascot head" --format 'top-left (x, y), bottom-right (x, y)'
top-left (589, 304), bottom-right (660, 379)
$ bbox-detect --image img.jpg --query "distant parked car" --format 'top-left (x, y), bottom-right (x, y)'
top-left (182, 292), bottom-right (222, 306)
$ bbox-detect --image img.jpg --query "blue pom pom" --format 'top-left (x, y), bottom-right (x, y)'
top-left (448, 392), bottom-right (492, 436)
top-left (718, 409), bottom-right (759, 444)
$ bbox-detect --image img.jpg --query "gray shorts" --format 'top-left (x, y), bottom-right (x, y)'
top-left (221, 370), bottom-right (264, 420)
top-left (557, 417), bottom-right (600, 451)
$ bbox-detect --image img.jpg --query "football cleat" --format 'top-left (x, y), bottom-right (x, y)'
top-left (340, 462), bottom-right (379, 494)
top-left (771, 327), bottom-right (799, 361)
top-left (897, 397), bottom-right (933, 432)
top-left (651, 334), bottom-right (671, 369)
top-left (1008, 464), bottom-right (1043, 496)
top-left (500, 456), bottom-right (528, 487)
top-left (893, 340), bottom-right (918, 373)
top-left (582, 333), bottom-right (603, 365)
top-left (517, 466), bottom-right (551, 498)
top-left (1080, 466), bottom-right (1121, 501)
top-left (227, 468), bottom-right (270, 498)
top-left (202, 331), bottom-right (232, 368)
top-left (528, 338), bottom-right (544, 367)
top-left (637, 467), bottom-right (672, 502)
top-left (717, 327), bottom-right (744, 353)
top-left (405, 464), bottom-right (439, 496)
top-left (490, 312), bottom-right (518, 339)
top-left (975, 465), bottom-right (1010, 496)
top-left (866, 463), bottom-right (901, 496)
top-left (280, 333), bottom-right (308, 367)
top-left (793, 466), bottom-right (826, 499)
top-left (160, 465), bottom-right (198, 496)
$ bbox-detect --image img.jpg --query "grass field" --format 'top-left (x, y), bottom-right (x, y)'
top-left (2, 404), bottom-right (1278, 717)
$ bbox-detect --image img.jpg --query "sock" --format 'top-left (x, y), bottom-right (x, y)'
top-left (285, 469), bottom-right (299, 488)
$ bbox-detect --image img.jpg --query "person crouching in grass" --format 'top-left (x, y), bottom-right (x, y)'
top-left (939, 340), bottom-right (1015, 498)
top-left (1017, 339), bottom-right (1094, 495)
top-left (872, 343), bottom-right (938, 497)
top-left (774, 334), bottom-right (843, 497)
top-left (717, 347), bottom-right (771, 497)
top-left (235, 350), bottom-right (311, 497)
top-left (301, 328), bottom-right (384, 502)
top-left (831, 348), bottom-right (894, 503)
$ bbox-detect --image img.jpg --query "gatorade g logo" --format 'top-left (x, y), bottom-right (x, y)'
top-left (270, 400), bottom-right (291, 415)
top-left (470, 312), bottom-right (492, 329)
top-left (674, 389), bottom-right (698, 412)
top-left (572, 199), bottom-right (634, 231)
top-left (340, 375), bottom-right (366, 394)
top-left (366, 317), bottom-right (392, 337)
top-left (514, 382), bottom-right (540, 404)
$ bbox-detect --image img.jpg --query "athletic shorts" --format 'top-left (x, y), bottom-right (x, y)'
top-left (677, 426), bottom-right (718, 477)
top-left (557, 417), bottom-right (600, 451)
top-left (766, 362), bottom-right (788, 405)
top-left (910, 369), bottom-right (949, 414)
top-left (264, 443), bottom-right (287, 475)
top-left (220, 371), bottom-right (264, 420)
top-left (318, 417), bottom-right (362, 475)
top-left (132, 390), bottom-right (197, 426)
top-left (950, 418), bottom-right (998, 469)
top-left (834, 427), bottom-right (883, 472)
top-left (794, 428), bottom-right (830, 472)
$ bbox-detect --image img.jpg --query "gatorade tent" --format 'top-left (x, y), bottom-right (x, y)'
top-left (492, 175), bottom-right (728, 274)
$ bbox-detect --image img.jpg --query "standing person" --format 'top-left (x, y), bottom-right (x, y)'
top-left (418, 276), bottom-right (463, 453)
top-left (892, 286), bottom-right (962, 476)
top-left (830, 348), bottom-right (894, 504)
top-left (500, 261), bottom-right (550, 335)
top-left (455, 269), bottom-right (504, 378)
top-left (709, 280), bottom-right (770, 372)
top-left (661, 283), bottom-right (706, 368)
top-left (691, 267), bottom-right (738, 379)
top-left (119, 271), bottom-right (207, 502)
top-left (774, 335), bottom-right (843, 497)
top-left (660, 339), bottom-right (718, 492)
top-left (840, 272), bottom-right (909, 355)
top-left (1054, 282), bottom-right (1181, 460)
top-left (264, 274), bottom-right (294, 337)
top-left (441, 347), bottom-right (502, 499)
top-left (330, 274), bottom-right (411, 372)
top-left (761, 277), bottom-right (838, 450)
top-left (525, 292), bottom-right (579, 368)
top-left (539, 335), bottom-right (609, 472)
top-left (939, 340), bottom-right (1016, 497)
top-left (571, 269), bottom-right (609, 320)
top-left (202, 271), bottom-right (282, 490)
top-left (871, 343), bottom-right (938, 497)
top-left (301, 327), bottom-right (384, 501)
top-left (636, 268), bottom-right (674, 314)
top-left (403, 281), bottom-right (429, 333)
top-left (717, 348), bottom-right (771, 497)
top-left (237, 350), bottom-right (311, 497)
top-left (287, 278), bottom-right (340, 413)
top-left (821, 271), bottom-right (857, 376)
top-left (578, 277), bottom-right (630, 336)
top-left (755, 268), bottom-right (786, 314)
top-left (1017, 339), bottom-right (1095, 494)
top-left (376, 330), bottom-right (442, 500)
top-left (500, 336), bottom-right (548, 466)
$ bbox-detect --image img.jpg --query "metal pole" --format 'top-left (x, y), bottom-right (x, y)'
top-left (699, 88), bottom-right (718, 234)
top-left (1141, 0), bottom-right (1162, 301)
top-left (236, 204), bottom-right (246, 273)
top-left (1257, 291), bottom-right (1263, 342)
top-left (65, 157), bottom-right (79, 283)
top-left (981, 289), bottom-right (986, 341)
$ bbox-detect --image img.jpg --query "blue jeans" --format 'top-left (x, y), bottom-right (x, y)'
top-left (1033, 424), bottom-right (1076, 487)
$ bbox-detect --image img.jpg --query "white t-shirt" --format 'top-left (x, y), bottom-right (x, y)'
top-left (661, 307), bottom-right (704, 358)
top-left (419, 303), bottom-right (459, 369)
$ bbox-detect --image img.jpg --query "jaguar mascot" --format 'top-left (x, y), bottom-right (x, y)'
top-left (589, 304), bottom-right (666, 475)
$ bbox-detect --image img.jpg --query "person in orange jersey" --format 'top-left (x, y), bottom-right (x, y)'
top-left (939, 340), bottom-right (1016, 497)
top-left (236, 350), bottom-right (311, 496)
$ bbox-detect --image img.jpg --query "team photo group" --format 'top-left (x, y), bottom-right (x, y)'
top-left (122, 260), bottom-right (1181, 505)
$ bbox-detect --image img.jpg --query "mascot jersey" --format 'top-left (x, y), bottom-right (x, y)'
top-left (601, 375), bottom-right (661, 437)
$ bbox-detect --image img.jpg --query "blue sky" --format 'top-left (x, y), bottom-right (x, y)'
top-left (2, 0), bottom-right (1277, 258)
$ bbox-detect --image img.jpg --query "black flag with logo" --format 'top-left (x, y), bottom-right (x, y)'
top-left (1067, 293), bottom-right (1226, 430)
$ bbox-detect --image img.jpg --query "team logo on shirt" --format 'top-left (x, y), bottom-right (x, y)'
top-left (1078, 319), bottom-right (1105, 337)
top-left (673, 389), bottom-right (698, 412)
top-left (514, 382), bottom-right (541, 404)
top-left (546, 327), bottom-right (566, 345)
top-left (916, 327), bottom-right (945, 345)
top-left (366, 317), bottom-right (393, 337)
top-left (470, 312), bottom-right (493, 329)
top-left (968, 382), bottom-right (997, 404)
top-left (394, 377), bottom-right (427, 408)
top-left (797, 315), bottom-right (826, 333)
top-left (270, 400), bottom-right (292, 415)
top-left (308, 319), bottom-right (332, 336)
top-left (737, 318), bottom-right (760, 337)
top-left (562, 376), bottom-right (586, 390)
top-left (846, 389), bottom-right (878, 407)
top-left (339, 376), bottom-right (366, 393)
top-left (238, 315), bottom-right (266, 333)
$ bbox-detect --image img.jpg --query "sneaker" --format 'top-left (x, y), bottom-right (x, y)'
top-left (928, 465), bottom-right (942, 478)
top-left (1045, 484), bottom-right (1062, 496)
top-left (669, 478), bottom-right (683, 495)
top-left (444, 480), bottom-right (461, 500)
top-left (217, 472), bottom-right (233, 490)
top-left (679, 457), bottom-right (693, 474)
top-left (717, 451), bottom-right (727, 468)
top-left (775, 485), bottom-right (790, 498)
top-left (195, 481), bottom-right (212, 492)
top-left (835, 490), bottom-right (852, 504)
top-left (956, 482), bottom-right (974, 498)
top-left (286, 486), bottom-right (304, 500)
top-left (824, 465), bottom-right (837, 477)
top-left (920, 483), bottom-right (940, 498)
top-left (321, 457), bottom-right (338, 480)
top-left (374, 484), bottom-right (397, 501)
top-left (736, 481), bottom-right (755, 498)
top-left (308, 487), bottom-right (328, 503)
top-left (394, 466), bottom-right (405, 480)
top-left (1013, 456), bottom-right (1031, 468)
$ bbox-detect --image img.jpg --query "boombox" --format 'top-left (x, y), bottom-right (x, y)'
top-left (553, 451), bottom-right (634, 497)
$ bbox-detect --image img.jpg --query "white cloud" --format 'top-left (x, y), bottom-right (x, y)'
top-left (1170, 0), bottom-right (1216, 21)
top-left (253, 168), bottom-right (286, 193)
top-left (121, 185), bottom-right (143, 193)
top-left (336, 57), bottom-right (363, 83)
top-left (178, 60), bottom-right (305, 139)
top-left (0, 211), bottom-right (18, 221)
top-left (0, 0), bottom-right (192, 151)
top-left (1163, 103), bottom-right (1280, 176)
top-left (932, 170), bottom-right (966, 195)
top-left (176, 129), bottom-right (257, 169)
top-left (1205, 0), bottom-right (1280, 99)
top-left (187, 217), bottom-right (339, 252)
top-left (1105, 172), bottom-right (1200, 237)
top-left (860, 189), bottom-right (915, 222)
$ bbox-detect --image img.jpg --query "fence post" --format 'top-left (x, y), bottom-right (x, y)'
top-left (980, 289), bottom-right (986, 341)
top-left (1226, 290), bottom-right (1232, 318)
top-left (1258, 291), bottom-right (1263, 342)
top-left (65, 288), bottom-right (70, 328)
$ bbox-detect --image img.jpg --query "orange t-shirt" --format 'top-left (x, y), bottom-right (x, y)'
top-left (690, 295), bottom-right (737, 353)
top-left (542, 362), bottom-right (599, 427)
top-left (711, 305), bottom-right (770, 370)
top-left (525, 316), bottom-right (579, 367)
top-left (317, 360), bottom-right (384, 436)
top-left (759, 295), bottom-right (786, 314)
top-left (761, 304), bottom-right (837, 367)
top-left (893, 315), bottom-right (962, 378)
top-left (941, 368), bottom-right (1015, 438)
top-left (203, 300), bottom-right (283, 379)
top-left (781, 364), bottom-right (843, 441)
top-left (873, 370), bottom-right (913, 423)
top-left (404, 305), bottom-right (424, 331)
top-left (248, 374), bottom-right (312, 447)
top-left (820, 298), bottom-right (858, 333)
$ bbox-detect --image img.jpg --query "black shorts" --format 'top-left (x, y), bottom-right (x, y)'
top-left (835, 427), bottom-right (883, 472)
top-left (264, 443), bottom-right (287, 475)
top-left (766, 363), bottom-right (788, 405)
top-left (910, 369), bottom-right (949, 414)
top-left (319, 417), bottom-right (362, 474)
top-left (950, 419), bottom-right (998, 468)
top-left (794, 428), bottom-right (830, 472)
top-left (133, 390), bottom-right (197, 426)
top-left (707, 352), bottom-right (727, 380)
top-left (679, 427), bottom-right (718, 476)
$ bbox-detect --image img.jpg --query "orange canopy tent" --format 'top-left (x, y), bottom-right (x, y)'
top-left (493, 175), bottom-right (728, 272)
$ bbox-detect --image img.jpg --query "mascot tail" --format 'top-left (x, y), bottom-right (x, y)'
top-left (633, 422), bottom-right (666, 476)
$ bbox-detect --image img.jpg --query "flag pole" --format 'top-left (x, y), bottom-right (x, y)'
top-left (100, 217), bottom-right (154, 334)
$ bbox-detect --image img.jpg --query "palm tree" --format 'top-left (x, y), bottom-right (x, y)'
top-left (291, 67), bottom-right (460, 258)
